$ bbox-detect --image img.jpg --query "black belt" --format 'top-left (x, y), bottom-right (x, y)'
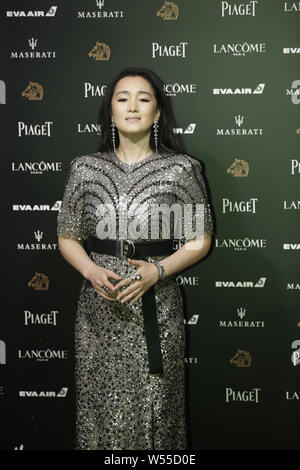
top-left (87, 236), bottom-right (175, 375)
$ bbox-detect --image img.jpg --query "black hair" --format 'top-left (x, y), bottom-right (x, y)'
top-left (98, 66), bottom-right (186, 155)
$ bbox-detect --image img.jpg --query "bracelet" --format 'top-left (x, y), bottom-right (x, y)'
top-left (150, 259), bottom-right (166, 282)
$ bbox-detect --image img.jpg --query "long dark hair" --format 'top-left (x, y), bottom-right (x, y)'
top-left (98, 66), bottom-right (186, 155)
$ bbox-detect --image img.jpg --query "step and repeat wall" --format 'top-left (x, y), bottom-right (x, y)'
top-left (1, 0), bottom-right (299, 451)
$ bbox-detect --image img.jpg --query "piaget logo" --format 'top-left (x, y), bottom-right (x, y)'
top-left (221, 1), bottom-right (258, 17)
top-left (156, 1), bottom-right (179, 20)
top-left (225, 387), bottom-right (261, 403)
top-left (22, 82), bottom-right (43, 100)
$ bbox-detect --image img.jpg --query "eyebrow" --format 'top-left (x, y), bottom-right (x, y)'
top-left (115, 90), bottom-right (153, 97)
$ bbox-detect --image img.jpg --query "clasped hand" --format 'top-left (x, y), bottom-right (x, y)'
top-left (88, 258), bottom-right (159, 306)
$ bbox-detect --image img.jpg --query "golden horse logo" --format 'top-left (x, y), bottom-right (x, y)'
top-left (227, 158), bottom-right (249, 177)
top-left (157, 1), bottom-right (179, 20)
top-left (230, 349), bottom-right (252, 367)
top-left (22, 81), bottom-right (44, 100)
top-left (88, 42), bottom-right (110, 61)
top-left (28, 272), bottom-right (49, 290)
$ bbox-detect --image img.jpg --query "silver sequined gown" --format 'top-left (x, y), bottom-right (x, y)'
top-left (57, 151), bottom-right (214, 450)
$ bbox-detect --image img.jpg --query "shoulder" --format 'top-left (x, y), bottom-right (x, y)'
top-left (70, 152), bottom-right (103, 168)
top-left (165, 152), bottom-right (203, 172)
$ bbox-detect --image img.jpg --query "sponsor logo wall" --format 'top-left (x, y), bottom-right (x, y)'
top-left (1, 0), bottom-right (300, 451)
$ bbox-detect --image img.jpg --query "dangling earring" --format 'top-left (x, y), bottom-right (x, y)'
top-left (153, 119), bottom-right (159, 155)
top-left (111, 117), bottom-right (116, 153)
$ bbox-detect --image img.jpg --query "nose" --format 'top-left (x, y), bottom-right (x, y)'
top-left (127, 99), bottom-right (139, 112)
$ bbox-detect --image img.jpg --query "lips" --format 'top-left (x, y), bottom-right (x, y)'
top-left (126, 117), bottom-right (141, 121)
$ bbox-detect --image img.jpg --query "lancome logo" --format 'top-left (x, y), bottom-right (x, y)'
top-left (176, 276), bottom-right (200, 286)
top-left (216, 238), bottom-right (267, 250)
top-left (78, 123), bottom-right (101, 134)
top-left (283, 200), bottom-right (300, 210)
top-left (213, 42), bottom-right (265, 56)
top-left (284, 2), bottom-right (300, 12)
top-left (11, 161), bottom-right (62, 174)
top-left (18, 349), bottom-right (68, 361)
top-left (164, 83), bottom-right (196, 96)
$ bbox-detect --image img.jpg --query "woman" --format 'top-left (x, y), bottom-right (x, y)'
top-left (57, 66), bottom-right (214, 450)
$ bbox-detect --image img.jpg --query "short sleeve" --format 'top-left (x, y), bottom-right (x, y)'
top-left (174, 156), bottom-right (214, 241)
top-left (57, 157), bottom-right (88, 244)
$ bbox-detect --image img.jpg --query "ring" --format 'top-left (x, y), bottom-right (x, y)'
top-left (130, 274), bottom-right (143, 281)
top-left (101, 284), bottom-right (109, 292)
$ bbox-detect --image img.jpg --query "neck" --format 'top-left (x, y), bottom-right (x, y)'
top-left (115, 134), bottom-right (153, 163)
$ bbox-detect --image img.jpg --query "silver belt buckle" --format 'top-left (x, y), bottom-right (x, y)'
top-left (117, 239), bottom-right (136, 258)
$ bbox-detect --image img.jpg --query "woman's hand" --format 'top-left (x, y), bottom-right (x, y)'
top-left (86, 264), bottom-right (123, 301)
top-left (113, 258), bottom-right (159, 306)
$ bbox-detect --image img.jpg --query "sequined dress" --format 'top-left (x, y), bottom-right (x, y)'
top-left (57, 151), bottom-right (214, 450)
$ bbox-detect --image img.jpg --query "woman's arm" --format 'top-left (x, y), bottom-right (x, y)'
top-left (159, 232), bottom-right (212, 278)
top-left (58, 237), bottom-right (123, 298)
top-left (58, 236), bottom-right (96, 279)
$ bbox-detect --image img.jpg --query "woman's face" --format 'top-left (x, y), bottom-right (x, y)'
top-left (111, 75), bottom-right (160, 139)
